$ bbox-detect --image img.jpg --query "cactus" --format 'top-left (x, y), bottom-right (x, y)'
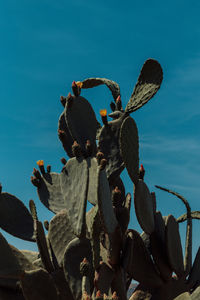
top-left (0, 58), bottom-right (200, 300)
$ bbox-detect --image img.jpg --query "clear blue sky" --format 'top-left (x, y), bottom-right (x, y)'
top-left (1, 0), bottom-right (200, 261)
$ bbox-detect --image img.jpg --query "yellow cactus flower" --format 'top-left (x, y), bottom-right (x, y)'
top-left (36, 160), bottom-right (44, 167)
top-left (100, 109), bottom-right (107, 117)
top-left (76, 81), bottom-right (83, 88)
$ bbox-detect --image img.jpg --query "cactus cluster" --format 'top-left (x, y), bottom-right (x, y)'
top-left (0, 59), bottom-right (199, 300)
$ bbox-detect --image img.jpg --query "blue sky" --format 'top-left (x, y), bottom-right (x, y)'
top-left (1, 0), bottom-right (200, 262)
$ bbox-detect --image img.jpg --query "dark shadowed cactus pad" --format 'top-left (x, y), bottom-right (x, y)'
top-left (60, 157), bottom-right (88, 237)
top-left (98, 168), bottom-right (118, 234)
top-left (125, 59), bottom-right (163, 113)
top-left (120, 116), bottom-right (139, 185)
top-left (0, 287), bottom-right (25, 300)
top-left (125, 230), bottom-right (163, 288)
top-left (134, 180), bottom-right (155, 234)
top-left (58, 110), bottom-right (74, 157)
top-left (0, 233), bottom-right (26, 278)
top-left (9, 245), bottom-right (36, 272)
top-left (150, 212), bottom-right (172, 281)
top-left (98, 116), bottom-right (125, 181)
top-left (20, 268), bottom-right (59, 300)
top-left (48, 209), bottom-right (76, 266)
top-left (37, 172), bottom-right (65, 214)
top-left (63, 237), bottom-right (93, 300)
top-left (165, 215), bottom-right (184, 277)
top-left (0, 193), bottom-right (35, 242)
top-left (65, 96), bottom-right (98, 151)
top-left (188, 247), bottom-right (200, 288)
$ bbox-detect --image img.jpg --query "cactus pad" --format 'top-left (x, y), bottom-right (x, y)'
top-left (97, 168), bottom-right (118, 234)
top-left (81, 77), bottom-right (120, 101)
top-left (125, 230), bottom-right (163, 288)
top-left (87, 157), bottom-right (99, 205)
top-left (188, 247), bottom-right (200, 289)
top-left (48, 209), bottom-right (75, 265)
top-left (134, 179), bottom-right (155, 234)
top-left (37, 172), bottom-right (65, 213)
top-left (120, 116), bottom-right (139, 185)
top-left (0, 233), bottom-right (25, 278)
top-left (98, 116), bottom-right (125, 181)
top-left (165, 215), bottom-right (184, 277)
top-left (177, 211), bottom-right (200, 223)
top-left (60, 157), bottom-right (88, 237)
top-left (65, 96), bottom-right (98, 152)
top-left (63, 237), bottom-right (93, 300)
top-left (20, 268), bottom-right (59, 300)
top-left (58, 110), bottom-right (74, 157)
top-left (0, 193), bottom-right (35, 242)
top-left (150, 213), bottom-right (172, 281)
top-left (125, 59), bottom-right (163, 113)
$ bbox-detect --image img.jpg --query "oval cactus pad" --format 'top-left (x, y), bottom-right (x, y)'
top-left (0, 233), bottom-right (24, 278)
top-left (126, 230), bottom-right (163, 288)
top-left (60, 157), bottom-right (89, 237)
top-left (120, 116), bottom-right (139, 185)
top-left (48, 209), bottom-right (75, 266)
top-left (86, 157), bottom-right (98, 205)
top-left (58, 110), bottom-right (74, 157)
top-left (134, 180), bottom-right (155, 234)
top-left (63, 238), bottom-right (93, 300)
top-left (0, 193), bottom-right (35, 242)
top-left (98, 168), bottom-right (118, 234)
top-left (98, 116), bottom-right (125, 180)
top-left (165, 215), bottom-right (184, 277)
top-left (65, 96), bottom-right (98, 152)
top-left (125, 59), bottom-right (163, 113)
top-left (37, 172), bottom-right (65, 214)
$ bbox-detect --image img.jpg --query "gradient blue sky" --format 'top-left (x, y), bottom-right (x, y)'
top-left (1, 1), bottom-right (200, 261)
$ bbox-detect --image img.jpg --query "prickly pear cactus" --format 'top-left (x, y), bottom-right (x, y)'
top-left (1, 59), bottom-right (200, 300)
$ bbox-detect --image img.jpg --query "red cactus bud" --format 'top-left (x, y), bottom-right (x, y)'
top-left (114, 186), bottom-right (121, 194)
top-left (61, 157), bottom-right (67, 165)
top-left (86, 140), bottom-right (93, 157)
top-left (112, 291), bottom-right (118, 299)
top-left (139, 163), bottom-right (145, 180)
top-left (116, 95), bottom-right (122, 110)
top-left (96, 291), bottom-right (102, 297)
top-left (96, 152), bottom-right (104, 165)
top-left (82, 257), bottom-right (88, 264)
top-left (72, 141), bottom-right (82, 158)
top-left (72, 81), bottom-right (81, 97)
top-left (60, 95), bottom-right (66, 107)
top-left (99, 158), bottom-right (107, 170)
top-left (140, 164), bottom-right (144, 172)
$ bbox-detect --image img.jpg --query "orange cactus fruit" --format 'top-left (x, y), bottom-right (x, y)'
top-left (36, 160), bottom-right (44, 167)
top-left (100, 109), bottom-right (107, 117)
